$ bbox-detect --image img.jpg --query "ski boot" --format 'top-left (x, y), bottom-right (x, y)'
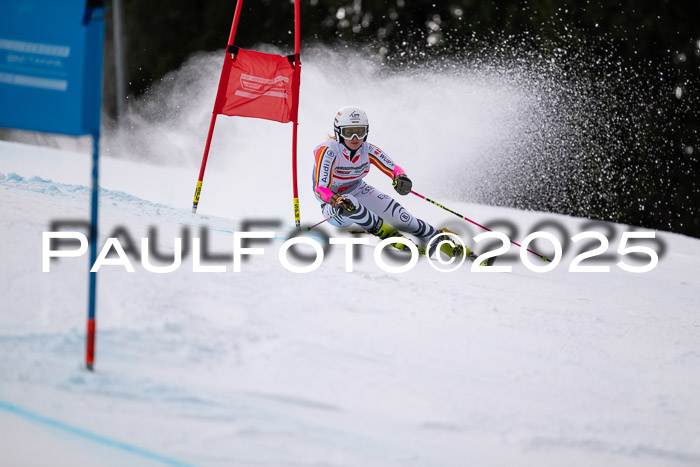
top-left (367, 220), bottom-right (429, 256)
top-left (369, 219), bottom-right (410, 252)
top-left (432, 228), bottom-right (469, 258)
top-left (436, 228), bottom-right (494, 266)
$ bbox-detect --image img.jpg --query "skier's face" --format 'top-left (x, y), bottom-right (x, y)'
top-left (344, 135), bottom-right (363, 151)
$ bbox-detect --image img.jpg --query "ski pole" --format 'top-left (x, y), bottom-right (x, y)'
top-left (410, 190), bottom-right (551, 262)
top-left (306, 211), bottom-right (339, 231)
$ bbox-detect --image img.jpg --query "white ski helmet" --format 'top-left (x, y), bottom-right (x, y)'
top-left (333, 106), bottom-right (369, 143)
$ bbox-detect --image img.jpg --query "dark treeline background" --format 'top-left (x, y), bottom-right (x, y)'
top-left (103, 0), bottom-right (699, 238)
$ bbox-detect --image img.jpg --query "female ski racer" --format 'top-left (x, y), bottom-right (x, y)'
top-left (311, 106), bottom-right (467, 258)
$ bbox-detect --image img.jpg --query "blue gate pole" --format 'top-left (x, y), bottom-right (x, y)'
top-left (86, 130), bottom-right (100, 371)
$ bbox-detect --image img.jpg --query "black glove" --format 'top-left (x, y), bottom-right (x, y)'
top-left (330, 193), bottom-right (356, 215)
top-left (393, 173), bottom-right (412, 195)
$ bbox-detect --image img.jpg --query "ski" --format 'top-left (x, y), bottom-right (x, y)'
top-left (348, 229), bottom-right (496, 265)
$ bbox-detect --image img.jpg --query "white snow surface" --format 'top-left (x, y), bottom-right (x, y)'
top-left (1, 120), bottom-right (700, 465)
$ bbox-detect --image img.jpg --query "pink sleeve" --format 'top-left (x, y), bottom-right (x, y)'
top-left (314, 186), bottom-right (335, 203)
top-left (392, 165), bottom-right (406, 177)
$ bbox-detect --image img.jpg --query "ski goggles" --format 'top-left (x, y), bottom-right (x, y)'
top-left (339, 126), bottom-right (368, 139)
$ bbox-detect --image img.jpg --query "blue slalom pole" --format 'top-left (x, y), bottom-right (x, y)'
top-left (86, 131), bottom-right (100, 370)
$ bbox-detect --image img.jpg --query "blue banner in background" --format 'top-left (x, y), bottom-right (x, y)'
top-left (0, 0), bottom-right (104, 136)
top-left (0, 0), bottom-right (107, 370)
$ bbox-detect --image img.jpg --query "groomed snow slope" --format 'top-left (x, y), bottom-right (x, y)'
top-left (1, 140), bottom-right (699, 467)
